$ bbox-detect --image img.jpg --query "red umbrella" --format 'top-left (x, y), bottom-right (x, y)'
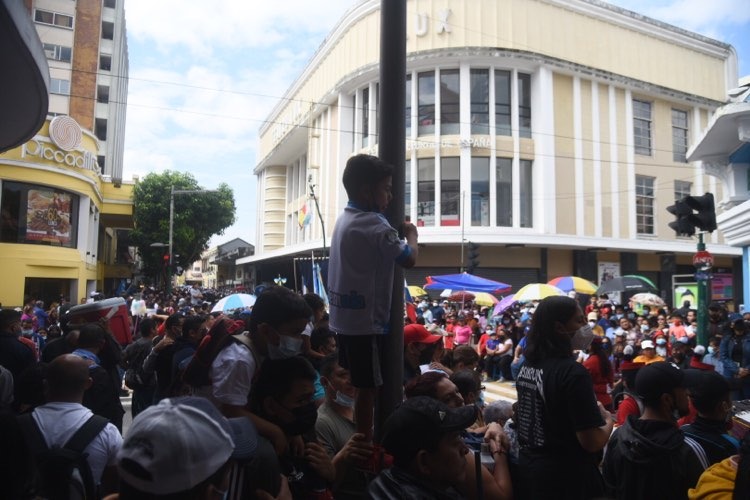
top-left (448, 291), bottom-right (475, 303)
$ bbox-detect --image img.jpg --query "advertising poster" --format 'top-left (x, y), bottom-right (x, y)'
top-left (711, 274), bottom-right (733, 301)
top-left (25, 189), bottom-right (72, 245)
top-left (598, 262), bottom-right (621, 304)
top-left (673, 285), bottom-right (698, 309)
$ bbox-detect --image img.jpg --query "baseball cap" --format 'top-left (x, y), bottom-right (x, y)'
top-left (382, 396), bottom-right (477, 462)
top-left (587, 312), bottom-right (598, 321)
top-left (635, 362), bottom-right (702, 403)
top-left (693, 345), bottom-right (706, 356)
top-left (404, 323), bottom-right (442, 345)
top-left (640, 340), bottom-right (655, 349)
top-left (118, 396), bottom-right (258, 495)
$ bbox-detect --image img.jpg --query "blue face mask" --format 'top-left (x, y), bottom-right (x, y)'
top-left (268, 335), bottom-right (303, 360)
top-left (334, 391), bottom-right (355, 408)
top-left (708, 346), bottom-right (716, 354)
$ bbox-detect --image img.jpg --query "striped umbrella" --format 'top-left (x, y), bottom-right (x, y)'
top-left (211, 293), bottom-right (257, 313)
top-left (514, 283), bottom-right (565, 302)
top-left (547, 276), bottom-right (598, 295)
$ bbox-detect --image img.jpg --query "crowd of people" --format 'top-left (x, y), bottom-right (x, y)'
top-left (1, 153), bottom-right (750, 499)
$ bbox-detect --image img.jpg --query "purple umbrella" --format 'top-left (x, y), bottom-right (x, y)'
top-left (493, 296), bottom-right (517, 316)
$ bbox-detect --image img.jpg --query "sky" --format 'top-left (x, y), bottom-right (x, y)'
top-left (123, 0), bottom-right (750, 248)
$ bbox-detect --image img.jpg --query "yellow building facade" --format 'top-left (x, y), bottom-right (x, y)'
top-left (0, 117), bottom-right (133, 307)
top-left (245, 0), bottom-right (743, 305)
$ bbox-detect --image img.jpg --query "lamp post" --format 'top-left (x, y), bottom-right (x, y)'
top-left (168, 186), bottom-right (218, 295)
top-left (149, 242), bottom-right (168, 290)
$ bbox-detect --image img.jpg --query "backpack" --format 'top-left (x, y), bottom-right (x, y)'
top-left (18, 413), bottom-right (109, 500)
top-left (182, 318), bottom-right (248, 388)
top-left (123, 339), bottom-right (155, 389)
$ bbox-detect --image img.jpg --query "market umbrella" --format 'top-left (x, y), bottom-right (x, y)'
top-left (471, 292), bottom-right (499, 307)
top-left (630, 292), bottom-right (666, 307)
top-left (493, 296), bottom-right (517, 316)
top-left (424, 272), bottom-right (511, 294)
top-left (595, 276), bottom-right (656, 295)
top-left (547, 276), bottom-right (598, 295)
top-left (624, 274), bottom-right (658, 289)
top-left (514, 283), bottom-right (565, 302)
top-left (211, 293), bottom-right (257, 313)
top-left (407, 286), bottom-right (428, 298)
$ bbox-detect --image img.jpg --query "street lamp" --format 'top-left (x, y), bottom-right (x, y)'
top-left (168, 186), bottom-right (218, 295)
top-left (149, 242), bottom-right (168, 289)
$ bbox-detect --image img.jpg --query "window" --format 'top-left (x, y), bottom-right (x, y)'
top-left (417, 72), bottom-right (435, 136)
top-left (104, 0), bottom-right (116, 8)
top-left (43, 43), bottom-right (72, 63)
top-left (99, 55), bottom-right (112, 71)
top-left (405, 159), bottom-right (411, 218)
top-left (417, 158), bottom-right (435, 226)
top-left (636, 175), bottom-right (655, 234)
top-left (496, 158), bottom-right (512, 226)
top-left (672, 109), bottom-right (689, 163)
top-left (440, 70), bottom-right (460, 135)
top-left (470, 69), bottom-right (490, 134)
top-left (633, 100), bottom-right (652, 155)
top-left (97, 156), bottom-right (106, 172)
top-left (362, 87), bottom-right (369, 147)
top-left (34, 9), bottom-right (73, 28)
top-left (518, 74), bottom-right (532, 138)
top-left (0, 181), bottom-right (79, 248)
top-left (495, 70), bottom-right (511, 136)
top-left (471, 158), bottom-right (490, 226)
top-left (102, 21), bottom-right (115, 40)
top-left (50, 78), bottom-right (70, 95)
top-left (95, 119), bottom-right (108, 141)
top-left (441, 157), bottom-right (460, 226)
top-left (674, 180), bottom-right (691, 201)
top-left (520, 160), bottom-right (533, 228)
top-left (405, 75), bottom-right (412, 136)
top-left (97, 85), bottom-right (110, 104)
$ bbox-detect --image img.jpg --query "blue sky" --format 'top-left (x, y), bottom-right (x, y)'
top-left (123, 0), bottom-right (750, 247)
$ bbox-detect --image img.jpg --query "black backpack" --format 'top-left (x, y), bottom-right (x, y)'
top-left (18, 413), bottom-right (109, 500)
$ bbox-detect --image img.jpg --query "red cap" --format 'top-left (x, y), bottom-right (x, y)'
top-left (404, 324), bottom-right (442, 345)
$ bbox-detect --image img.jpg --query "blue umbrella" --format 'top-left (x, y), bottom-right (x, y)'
top-left (424, 272), bottom-right (511, 294)
top-left (211, 293), bottom-right (257, 313)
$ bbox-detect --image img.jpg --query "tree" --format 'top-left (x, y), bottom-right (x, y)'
top-left (130, 171), bottom-right (236, 283)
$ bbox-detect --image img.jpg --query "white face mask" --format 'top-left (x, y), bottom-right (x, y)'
top-left (267, 335), bottom-right (303, 360)
top-left (571, 324), bottom-right (595, 351)
top-left (333, 391), bottom-right (355, 408)
top-left (708, 346), bottom-right (716, 354)
top-left (588, 321), bottom-right (596, 327)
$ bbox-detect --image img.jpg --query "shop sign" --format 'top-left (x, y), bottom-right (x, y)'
top-left (21, 139), bottom-right (99, 173)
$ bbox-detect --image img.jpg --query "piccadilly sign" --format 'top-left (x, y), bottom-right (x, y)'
top-left (21, 116), bottom-right (100, 174)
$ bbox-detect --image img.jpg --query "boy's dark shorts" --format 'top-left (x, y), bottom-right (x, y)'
top-left (338, 334), bottom-right (383, 388)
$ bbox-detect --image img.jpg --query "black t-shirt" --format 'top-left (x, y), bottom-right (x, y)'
top-left (516, 355), bottom-right (604, 455)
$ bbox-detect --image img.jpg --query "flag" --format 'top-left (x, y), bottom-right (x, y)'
top-left (301, 274), bottom-right (309, 295)
top-left (313, 263), bottom-right (329, 308)
top-left (298, 199), bottom-right (312, 228)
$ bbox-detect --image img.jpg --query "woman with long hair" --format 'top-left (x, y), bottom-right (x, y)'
top-left (583, 336), bottom-right (615, 411)
top-left (515, 295), bottom-right (614, 499)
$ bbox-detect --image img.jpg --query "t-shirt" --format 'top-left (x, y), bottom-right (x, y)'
top-left (210, 341), bottom-right (259, 407)
top-left (516, 356), bottom-right (605, 454)
top-left (32, 402), bottom-right (122, 485)
top-left (328, 202), bottom-right (412, 336)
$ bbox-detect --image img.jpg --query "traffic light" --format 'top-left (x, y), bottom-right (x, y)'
top-left (466, 242), bottom-right (480, 274)
top-left (666, 193), bottom-right (717, 236)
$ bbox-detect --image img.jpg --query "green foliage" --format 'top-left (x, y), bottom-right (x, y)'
top-left (130, 171), bottom-right (236, 280)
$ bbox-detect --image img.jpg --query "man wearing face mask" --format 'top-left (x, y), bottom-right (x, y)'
top-left (602, 362), bottom-right (705, 499)
top-left (316, 354), bottom-right (373, 499)
top-left (403, 323), bottom-right (443, 384)
top-left (251, 356), bottom-right (335, 499)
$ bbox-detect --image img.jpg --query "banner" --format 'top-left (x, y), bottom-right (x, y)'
top-left (298, 199), bottom-right (312, 228)
top-left (25, 189), bottom-right (73, 245)
top-left (598, 261), bottom-right (621, 304)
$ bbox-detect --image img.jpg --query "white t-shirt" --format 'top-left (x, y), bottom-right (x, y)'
top-left (190, 287), bottom-right (203, 305)
top-left (210, 341), bottom-right (259, 407)
top-left (32, 402), bottom-right (122, 485)
top-left (328, 203), bottom-right (412, 336)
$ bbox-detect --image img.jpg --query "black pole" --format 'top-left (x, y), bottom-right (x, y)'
top-left (376, 0), bottom-right (407, 442)
top-left (308, 176), bottom-right (326, 253)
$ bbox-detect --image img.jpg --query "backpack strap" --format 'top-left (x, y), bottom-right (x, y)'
top-left (18, 413), bottom-right (50, 455)
top-left (64, 414), bottom-right (109, 453)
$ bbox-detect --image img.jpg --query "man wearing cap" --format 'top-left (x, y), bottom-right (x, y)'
top-left (586, 311), bottom-right (605, 337)
top-left (602, 362), bottom-right (705, 499)
top-left (368, 396), bottom-right (480, 499)
top-left (633, 339), bottom-right (664, 365)
top-left (403, 323), bottom-right (443, 384)
top-left (670, 336), bottom-right (693, 370)
top-left (113, 396), bottom-right (262, 499)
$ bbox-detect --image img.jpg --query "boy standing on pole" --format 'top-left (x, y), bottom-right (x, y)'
top-left (328, 154), bottom-right (418, 446)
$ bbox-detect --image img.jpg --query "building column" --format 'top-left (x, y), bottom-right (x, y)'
top-left (743, 248), bottom-right (750, 311)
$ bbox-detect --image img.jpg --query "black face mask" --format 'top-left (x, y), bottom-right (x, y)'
top-left (278, 402), bottom-right (318, 436)
top-left (418, 343), bottom-right (437, 365)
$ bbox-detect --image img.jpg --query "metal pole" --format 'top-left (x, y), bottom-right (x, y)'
top-left (377, 0), bottom-right (406, 443)
top-left (696, 233), bottom-right (710, 347)
top-left (309, 177), bottom-right (327, 254)
top-left (461, 191), bottom-right (465, 272)
top-left (168, 185), bottom-right (174, 295)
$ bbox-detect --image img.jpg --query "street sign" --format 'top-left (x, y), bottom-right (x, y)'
top-left (693, 250), bottom-right (714, 271)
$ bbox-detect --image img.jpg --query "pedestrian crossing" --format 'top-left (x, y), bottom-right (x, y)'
top-left (483, 380), bottom-right (518, 404)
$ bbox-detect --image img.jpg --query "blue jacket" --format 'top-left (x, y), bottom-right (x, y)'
top-left (719, 333), bottom-right (750, 378)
